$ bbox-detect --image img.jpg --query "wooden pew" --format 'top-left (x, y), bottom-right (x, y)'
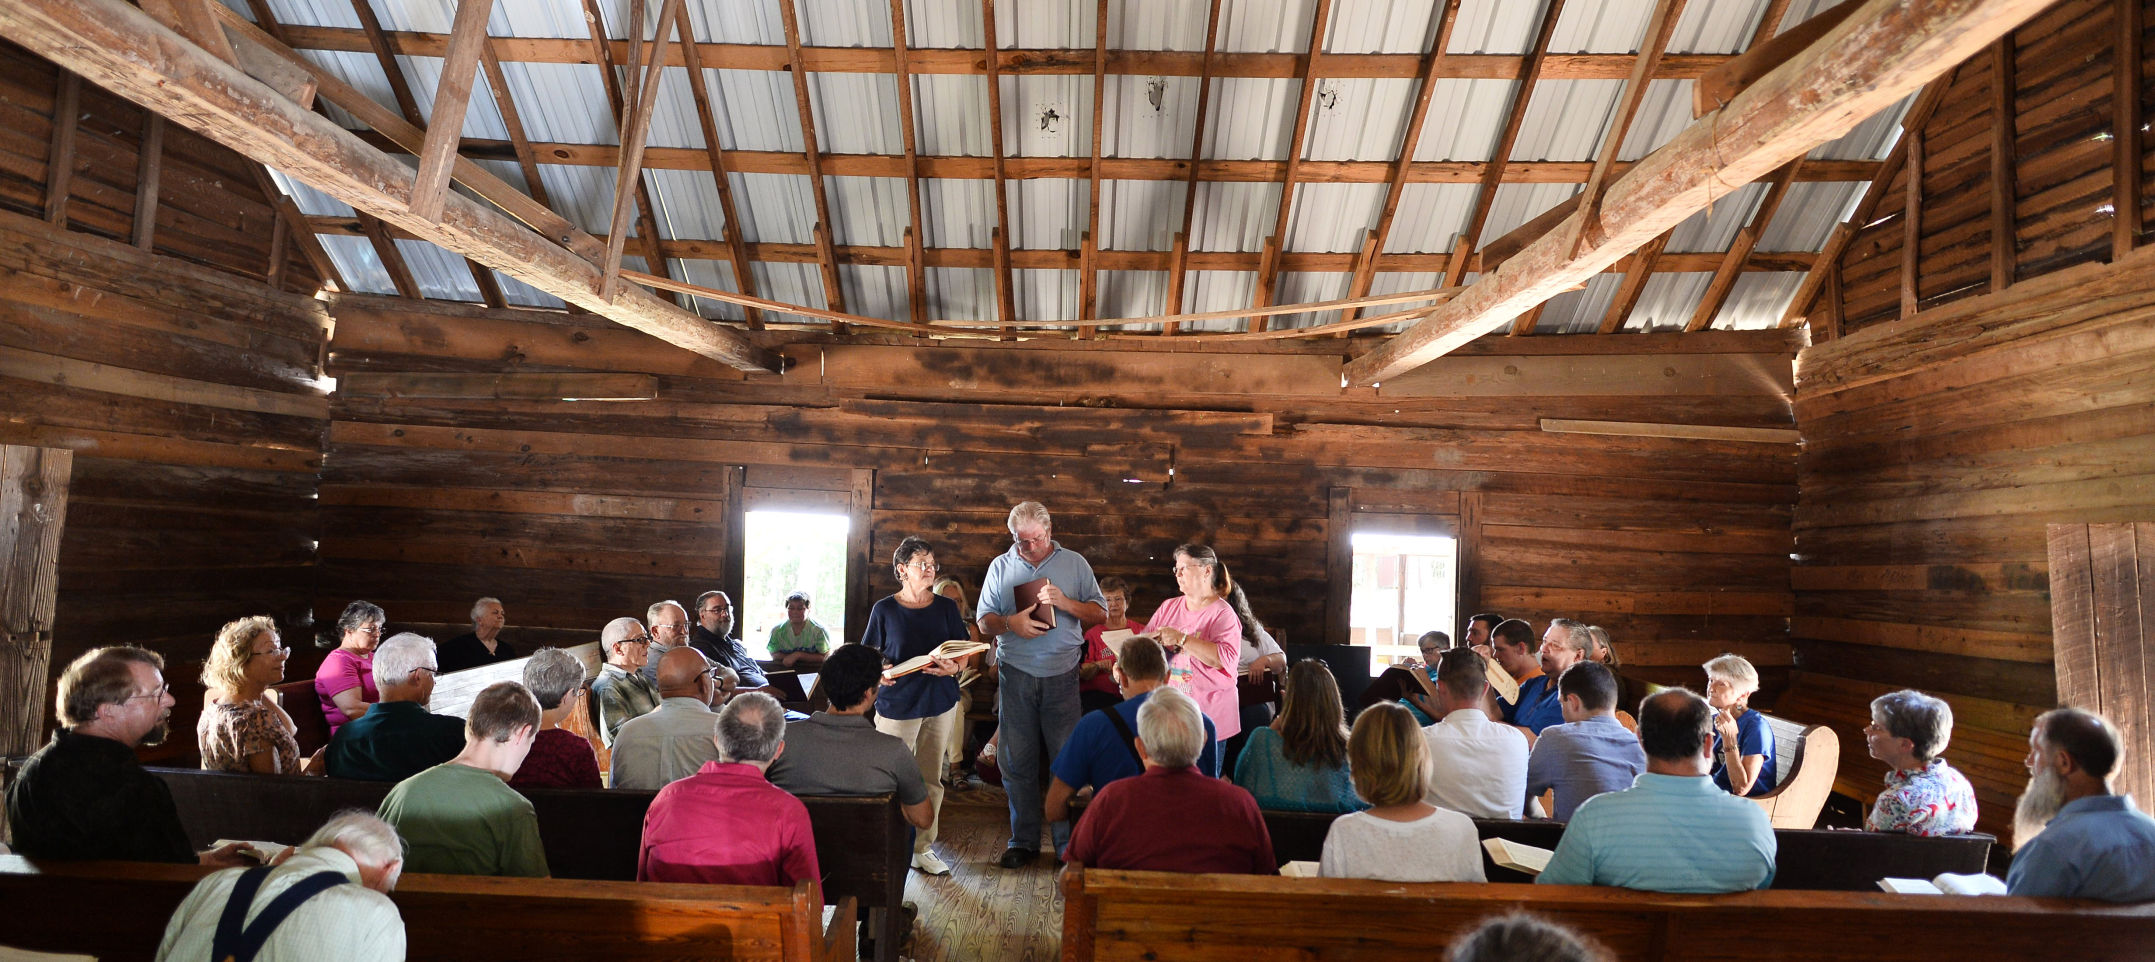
top-left (140, 766), bottom-right (912, 961)
top-left (0, 855), bottom-right (853, 962)
top-left (1257, 809), bottom-right (1994, 889)
top-left (1752, 711), bottom-right (1839, 829)
top-left (1060, 866), bottom-right (2155, 962)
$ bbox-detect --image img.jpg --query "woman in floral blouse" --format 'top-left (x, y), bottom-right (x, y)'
top-left (198, 615), bottom-right (311, 775)
top-left (1863, 688), bottom-right (1979, 836)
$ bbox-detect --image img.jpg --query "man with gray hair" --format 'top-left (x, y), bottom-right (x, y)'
top-left (611, 646), bottom-right (723, 790)
top-left (2006, 707), bottom-right (2155, 901)
top-left (1863, 689), bottom-right (1978, 836)
top-left (154, 811), bottom-right (407, 961)
top-left (638, 600), bottom-right (691, 688)
top-left (977, 500), bottom-right (1108, 867)
top-left (325, 633), bottom-right (464, 782)
top-left (1063, 686), bottom-right (1274, 874)
top-left (637, 692), bottom-right (820, 887)
top-left (439, 596), bottom-right (514, 673)
top-left (590, 616), bottom-right (660, 748)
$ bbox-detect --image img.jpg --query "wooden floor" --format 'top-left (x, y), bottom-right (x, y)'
top-left (895, 784), bottom-right (1064, 962)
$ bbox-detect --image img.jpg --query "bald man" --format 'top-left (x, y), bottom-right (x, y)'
top-left (609, 647), bottom-right (723, 790)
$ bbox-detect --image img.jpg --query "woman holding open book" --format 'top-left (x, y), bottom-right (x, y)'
top-left (859, 535), bottom-right (974, 876)
top-left (1144, 543), bottom-right (1243, 743)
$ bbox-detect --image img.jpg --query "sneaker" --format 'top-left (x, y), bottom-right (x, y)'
top-left (997, 847), bottom-right (1037, 869)
top-left (911, 851), bottom-right (952, 876)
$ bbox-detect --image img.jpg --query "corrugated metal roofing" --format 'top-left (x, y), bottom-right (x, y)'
top-left (240, 0), bottom-right (1917, 337)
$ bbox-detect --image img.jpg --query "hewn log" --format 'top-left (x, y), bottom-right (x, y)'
top-left (406, 0), bottom-right (495, 222)
top-left (0, 445), bottom-right (71, 759)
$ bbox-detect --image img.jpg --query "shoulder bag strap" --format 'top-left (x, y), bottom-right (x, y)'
top-left (1103, 706), bottom-right (1144, 769)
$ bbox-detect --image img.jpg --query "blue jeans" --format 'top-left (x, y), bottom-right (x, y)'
top-left (998, 664), bottom-right (1081, 852)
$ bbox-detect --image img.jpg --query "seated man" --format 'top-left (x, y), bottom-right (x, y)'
top-left (376, 681), bottom-right (549, 877)
top-left (611, 646), bottom-right (724, 790)
top-left (1492, 619), bottom-right (1559, 735)
top-left (765, 590), bottom-right (831, 670)
top-left (1063, 686), bottom-right (1274, 874)
top-left (639, 692), bottom-right (819, 886)
top-left (325, 633), bottom-right (465, 782)
top-left (5, 646), bottom-right (249, 866)
top-left (767, 644), bottom-right (934, 862)
top-left (1538, 688), bottom-right (1775, 893)
top-left (590, 616), bottom-right (660, 748)
top-left (1526, 662), bottom-right (1647, 820)
top-left (638, 600), bottom-right (693, 688)
top-left (689, 590), bottom-right (776, 693)
top-left (1863, 688), bottom-right (1978, 836)
top-left (1046, 635), bottom-right (1220, 834)
top-left (1423, 647), bottom-right (1531, 819)
top-left (155, 812), bottom-right (407, 962)
top-left (2006, 707), bottom-right (2155, 901)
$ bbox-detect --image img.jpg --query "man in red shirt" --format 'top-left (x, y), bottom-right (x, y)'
top-left (1064, 686), bottom-right (1274, 874)
top-left (637, 692), bottom-right (819, 887)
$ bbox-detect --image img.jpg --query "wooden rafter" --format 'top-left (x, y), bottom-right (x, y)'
top-left (1685, 159), bottom-right (1801, 331)
top-left (131, 114), bottom-right (164, 250)
top-left (674, 3), bottom-right (763, 329)
top-left (477, 42), bottom-right (550, 208)
top-left (1596, 227), bottom-right (1671, 333)
top-left (1345, 0), bottom-right (2054, 385)
top-left (2114, 0), bottom-right (2143, 256)
top-left (1990, 37), bottom-right (2015, 291)
top-left (254, 167), bottom-right (347, 293)
top-left (1570, 0), bottom-right (1687, 256)
top-left (1451, 0), bottom-right (1566, 288)
top-left (981, 0), bottom-right (1016, 331)
top-left (348, 0), bottom-right (423, 125)
top-left (598, 0), bottom-right (685, 303)
top-left (360, 212), bottom-right (422, 298)
top-left (1901, 127), bottom-right (1923, 318)
top-left (407, 0), bottom-right (495, 222)
top-left (4, 0), bottom-right (780, 370)
top-left (775, 0), bottom-right (847, 321)
top-left (1347, 0), bottom-right (1463, 327)
top-left (1078, 0), bottom-right (1109, 336)
top-left (886, 0), bottom-right (927, 327)
top-left (578, 0), bottom-right (681, 306)
top-left (1164, 0), bottom-right (1224, 336)
top-left (43, 71), bottom-right (79, 226)
top-left (1251, 0), bottom-right (1336, 329)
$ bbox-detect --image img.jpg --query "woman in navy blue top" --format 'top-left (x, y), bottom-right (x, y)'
top-left (859, 535), bottom-right (972, 875)
top-left (1705, 653), bottom-right (1778, 797)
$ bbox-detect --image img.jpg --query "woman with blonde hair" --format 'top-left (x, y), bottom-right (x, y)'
top-left (1232, 659), bottom-right (1362, 813)
top-left (1705, 653), bottom-right (1777, 797)
top-left (1320, 701), bottom-right (1484, 881)
top-left (198, 616), bottom-right (311, 775)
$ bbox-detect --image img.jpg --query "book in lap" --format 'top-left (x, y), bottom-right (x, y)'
top-left (1878, 873), bottom-right (2008, 895)
top-left (883, 640), bottom-right (993, 680)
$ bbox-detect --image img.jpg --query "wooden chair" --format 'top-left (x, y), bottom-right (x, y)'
top-left (0, 855), bottom-right (854, 962)
top-left (1752, 713), bottom-right (1840, 829)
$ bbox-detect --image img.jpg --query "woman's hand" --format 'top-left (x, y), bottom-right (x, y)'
top-left (922, 655), bottom-right (965, 677)
top-left (1154, 627), bottom-right (1189, 653)
top-left (1713, 707), bottom-right (1741, 745)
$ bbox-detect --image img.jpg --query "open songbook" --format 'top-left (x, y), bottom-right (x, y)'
top-left (1481, 837), bottom-right (1554, 876)
top-left (1097, 628), bottom-right (1139, 656)
top-left (1480, 652), bottom-right (1521, 704)
top-left (1878, 873), bottom-right (2009, 895)
top-left (1278, 860), bottom-right (1322, 877)
top-left (883, 640), bottom-right (992, 680)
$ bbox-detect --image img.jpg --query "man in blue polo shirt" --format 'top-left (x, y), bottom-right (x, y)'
top-left (1538, 687), bottom-right (1776, 893)
top-left (1492, 619), bottom-right (1562, 734)
top-left (2006, 707), bottom-right (2155, 901)
top-left (977, 501), bottom-right (1107, 868)
top-left (1044, 635), bottom-right (1219, 843)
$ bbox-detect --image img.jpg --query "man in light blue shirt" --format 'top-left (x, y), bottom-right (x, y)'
top-left (2006, 707), bottom-right (2155, 902)
top-left (1538, 687), bottom-right (1775, 893)
top-left (1526, 662), bottom-right (1647, 821)
top-left (976, 501), bottom-right (1106, 868)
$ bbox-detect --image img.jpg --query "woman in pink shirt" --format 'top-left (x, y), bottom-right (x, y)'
top-left (1144, 543), bottom-right (1242, 741)
top-left (315, 600), bottom-right (385, 735)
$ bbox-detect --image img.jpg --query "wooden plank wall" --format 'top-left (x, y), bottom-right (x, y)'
top-left (319, 296), bottom-right (1798, 687)
top-left (0, 211), bottom-right (331, 762)
top-left (2047, 522), bottom-right (2154, 814)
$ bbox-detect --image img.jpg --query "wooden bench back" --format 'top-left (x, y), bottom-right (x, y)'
top-left (0, 855), bottom-right (850, 962)
top-left (1753, 712), bottom-right (1840, 829)
top-left (1061, 866), bottom-right (2155, 962)
top-left (1257, 809), bottom-right (1993, 889)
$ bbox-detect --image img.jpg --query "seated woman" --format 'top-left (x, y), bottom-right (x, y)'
top-left (1704, 653), bottom-right (1777, 797)
top-left (510, 647), bottom-right (603, 790)
top-left (315, 600), bottom-right (385, 736)
top-left (1863, 689), bottom-right (1979, 835)
top-left (198, 615), bottom-right (313, 775)
top-left (1232, 660), bottom-right (1364, 813)
top-left (1320, 701), bottom-right (1484, 882)
top-left (1078, 576), bottom-right (1141, 715)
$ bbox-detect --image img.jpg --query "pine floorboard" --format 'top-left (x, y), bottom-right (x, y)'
top-left (896, 784), bottom-right (1064, 962)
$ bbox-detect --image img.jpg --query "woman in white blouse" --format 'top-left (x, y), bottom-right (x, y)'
top-left (1319, 701), bottom-right (1487, 882)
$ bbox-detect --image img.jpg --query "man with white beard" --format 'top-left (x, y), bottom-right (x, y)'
top-left (2006, 707), bottom-right (2155, 901)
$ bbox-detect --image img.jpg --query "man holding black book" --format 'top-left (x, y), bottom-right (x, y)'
top-left (977, 501), bottom-right (1107, 868)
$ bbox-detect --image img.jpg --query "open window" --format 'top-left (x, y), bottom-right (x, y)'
top-left (1348, 530), bottom-right (1460, 672)
top-left (741, 509), bottom-right (851, 657)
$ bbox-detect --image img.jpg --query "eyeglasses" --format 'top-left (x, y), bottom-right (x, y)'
top-left (352, 625), bottom-right (383, 635)
top-left (622, 637), bottom-right (652, 645)
top-left (1172, 564), bottom-right (1209, 575)
top-left (904, 562), bottom-right (940, 573)
top-left (1013, 533), bottom-right (1051, 548)
top-left (126, 685), bottom-right (170, 702)
top-left (247, 644), bottom-right (287, 659)
top-left (652, 622), bottom-right (687, 633)
top-left (410, 667), bottom-right (439, 676)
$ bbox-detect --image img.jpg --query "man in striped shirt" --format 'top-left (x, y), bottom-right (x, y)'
top-left (1537, 688), bottom-right (1776, 893)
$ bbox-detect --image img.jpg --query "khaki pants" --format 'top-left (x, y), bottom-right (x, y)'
top-left (875, 704), bottom-right (957, 855)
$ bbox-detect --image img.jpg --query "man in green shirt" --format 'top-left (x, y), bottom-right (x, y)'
top-left (378, 680), bottom-right (549, 877)
top-left (765, 590), bottom-right (830, 670)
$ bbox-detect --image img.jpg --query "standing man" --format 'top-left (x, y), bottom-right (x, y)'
top-left (977, 501), bottom-right (1107, 868)
top-left (438, 597), bottom-right (514, 673)
top-left (689, 590), bottom-right (776, 694)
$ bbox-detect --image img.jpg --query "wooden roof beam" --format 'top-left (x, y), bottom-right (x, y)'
top-left (1451, 0), bottom-right (1566, 288)
top-left (1251, 0), bottom-right (1336, 329)
top-left (776, 0), bottom-right (847, 323)
top-left (1164, 0), bottom-right (1224, 336)
top-left (579, 0), bottom-right (682, 306)
top-left (1693, 0), bottom-right (1856, 118)
top-left (2114, 0), bottom-right (2143, 256)
top-left (1569, 0), bottom-right (1687, 257)
top-left (407, 0), bottom-right (495, 223)
top-left (1595, 226), bottom-right (1671, 333)
top-left (1686, 160), bottom-right (1801, 331)
top-left (981, 0), bottom-right (1016, 333)
top-left (1, 0), bottom-right (779, 371)
top-left (598, 0), bottom-right (684, 303)
top-left (886, 0), bottom-right (927, 327)
top-left (673, 3), bottom-right (762, 329)
top-left (1347, 0), bottom-right (2054, 385)
top-left (1078, 0), bottom-right (1109, 337)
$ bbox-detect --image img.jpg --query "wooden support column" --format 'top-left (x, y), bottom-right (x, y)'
top-left (1901, 129), bottom-right (1923, 319)
top-left (0, 446), bottom-right (72, 761)
top-left (1163, 0), bottom-right (1224, 336)
top-left (361, 212), bottom-right (422, 298)
top-left (1597, 227), bottom-right (1670, 332)
top-left (479, 42), bottom-right (550, 208)
top-left (1251, 0), bottom-right (1336, 329)
top-left (1687, 160), bottom-right (1800, 331)
top-left (887, 0), bottom-right (927, 326)
top-left (466, 259), bottom-right (506, 308)
top-left (131, 115), bottom-right (164, 250)
top-left (981, 0), bottom-right (1016, 332)
top-left (776, 0), bottom-right (847, 319)
top-left (1990, 37), bottom-right (2016, 291)
top-left (348, 0), bottom-right (422, 123)
top-left (1325, 486), bottom-right (1352, 647)
top-left (579, 0), bottom-right (682, 306)
top-left (43, 72), bottom-right (80, 226)
top-left (1572, 0), bottom-right (1687, 254)
top-left (2113, 0), bottom-right (2143, 256)
top-left (407, 0), bottom-right (495, 222)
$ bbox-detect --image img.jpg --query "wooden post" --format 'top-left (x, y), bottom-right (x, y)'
top-left (847, 470), bottom-right (874, 638)
top-left (0, 446), bottom-right (72, 761)
top-left (1325, 487), bottom-right (1352, 647)
top-left (1990, 37), bottom-right (2017, 292)
top-left (43, 71), bottom-right (80, 227)
top-left (131, 115), bottom-right (164, 250)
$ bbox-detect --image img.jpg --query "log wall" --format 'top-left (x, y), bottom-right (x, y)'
top-left (318, 297), bottom-right (1800, 687)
